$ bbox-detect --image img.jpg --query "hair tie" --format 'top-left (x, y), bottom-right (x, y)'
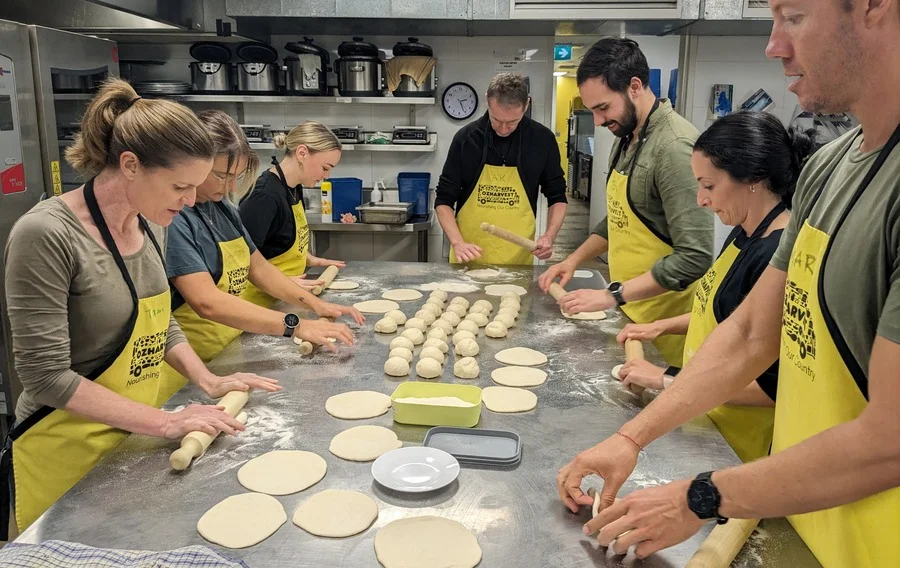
top-left (128, 96), bottom-right (142, 108)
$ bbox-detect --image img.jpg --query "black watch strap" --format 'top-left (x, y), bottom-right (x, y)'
top-left (689, 471), bottom-right (729, 525)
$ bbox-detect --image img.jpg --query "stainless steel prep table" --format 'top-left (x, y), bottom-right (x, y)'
top-left (17, 262), bottom-right (820, 568)
top-left (308, 216), bottom-right (432, 262)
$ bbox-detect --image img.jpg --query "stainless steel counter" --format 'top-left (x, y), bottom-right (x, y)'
top-left (309, 216), bottom-right (432, 262)
top-left (307, 217), bottom-right (432, 233)
top-left (18, 262), bottom-right (819, 568)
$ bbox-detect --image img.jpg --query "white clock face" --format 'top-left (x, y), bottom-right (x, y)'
top-left (442, 82), bottom-right (478, 120)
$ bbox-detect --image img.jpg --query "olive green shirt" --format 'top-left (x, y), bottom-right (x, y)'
top-left (4, 198), bottom-right (186, 423)
top-left (593, 99), bottom-right (714, 291)
top-left (771, 127), bottom-right (900, 387)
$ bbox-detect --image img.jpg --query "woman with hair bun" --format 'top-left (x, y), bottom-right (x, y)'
top-left (0, 80), bottom-right (279, 535)
top-left (616, 111), bottom-right (817, 462)
top-left (240, 121), bottom-right (345, 306)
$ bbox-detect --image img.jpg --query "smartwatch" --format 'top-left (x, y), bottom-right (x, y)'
top-left (283, 313), bottom-right (300, 338)
top-left (687, 471), bottom-right (728, 525)
top-left (607, 281), bottom-right (627, 306)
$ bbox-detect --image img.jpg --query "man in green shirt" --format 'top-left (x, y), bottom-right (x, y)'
top-left (539, 38), bottom-right (713, 369)
top-left (557, 2), bottom-right (900, 566)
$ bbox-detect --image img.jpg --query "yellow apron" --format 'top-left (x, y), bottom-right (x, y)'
top-left (244, 160), bottom-right (310, 308)
top-left (774, 127), bottom-right (900, 567)
top-left (2, 179), bottom-right (170, 534)
top-left (684, 204), bottom-right (785, 463)
top-left (450, 121), bottom-right (535, 266)
top-left (156, 203), bottom-right (251, 406)
top-left (606, 101), bottom-right (696, 368)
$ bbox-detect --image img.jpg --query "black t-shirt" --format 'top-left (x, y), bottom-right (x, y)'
top-left (240, 170), bottom-right (302, 260)
top-left (713, 224), bottom-right (784, 401)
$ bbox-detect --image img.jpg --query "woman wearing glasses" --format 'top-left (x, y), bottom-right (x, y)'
top-left (240, 121), bottom-right (345, 306)
top-left (159, 111), bottom-right (364, 404)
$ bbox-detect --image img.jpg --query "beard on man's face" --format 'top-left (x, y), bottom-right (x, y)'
top-left (604, 96), bottom-right (639, 139)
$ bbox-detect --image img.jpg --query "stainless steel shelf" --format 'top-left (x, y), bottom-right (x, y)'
top-left (249, 133), bottom-right (437, 153)
top-left (54, 93), bottom-right (435, 105)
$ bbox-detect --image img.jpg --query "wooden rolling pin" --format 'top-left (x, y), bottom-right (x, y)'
top-left (624, 339), bottom-right (646, 395)
top-left (685, 518), bottom-right (760, 568)
top-left (294, 316), bottom-right (335, 355)
top-left (169, 391), bottom-right (249, 470)
top-left (480, 222), bottom-right (537, 252)
top-left (312, 265), bottom-right (340, 295)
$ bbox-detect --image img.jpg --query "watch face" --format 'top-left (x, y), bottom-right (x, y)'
top-left (284, 313), bottom-right (300, 328)
top-left (608, 282), bottom-right (623, 294)
top-left (688, 481), bottom-right (718, 518)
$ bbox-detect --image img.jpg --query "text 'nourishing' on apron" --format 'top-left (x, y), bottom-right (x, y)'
top-left (684, 203), bottom-right (785, 463)
top-left (156, 202), bottom-right (251, 405)
top-left (244, 157), bottom-right (310, 308)
top-left (451, 122), bottom-right (536, 266)
top-left (774, 125), bottom-right (900, 568)
top-left (605, 100), bottom-right (695, 368)
top-left (0, 178), bottom-right (170, 536)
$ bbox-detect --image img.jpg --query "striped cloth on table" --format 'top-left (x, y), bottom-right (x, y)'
top-left (0, 540), bottom-right (249, 567)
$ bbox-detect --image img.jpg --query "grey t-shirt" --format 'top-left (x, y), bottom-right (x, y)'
top-left (4, 198), bottom-right (186, 423)
top-left (166, 200), bottom-right (257, 310)
top-left (771, 127), bottom-right (900, 389)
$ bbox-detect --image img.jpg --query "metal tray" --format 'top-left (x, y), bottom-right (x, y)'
top-left (423, 426), bottom-right (522, 465)
top-left (356, 201), bottom-right (413, 225)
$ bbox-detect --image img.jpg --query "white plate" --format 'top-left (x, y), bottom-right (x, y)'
top-left (371, 447), bottom-right (460, 493)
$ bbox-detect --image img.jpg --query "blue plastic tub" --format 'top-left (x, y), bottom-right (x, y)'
top-left (329, 177), bottom-right (363, 222)
top-left (397, 172), bottom-right (431, 216)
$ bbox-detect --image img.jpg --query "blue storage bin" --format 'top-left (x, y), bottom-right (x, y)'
top-left (649, 68), bottom-right (661, 99)
top-left (329, 177), bottom-right (363, 222)
top-left (398, 172), bottom-right (431, 216)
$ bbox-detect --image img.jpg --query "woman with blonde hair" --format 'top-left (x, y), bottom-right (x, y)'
top-left (240, 121), bottom-right (345, 306)
top-left (160, 112), bottom-right (363, 403)
top-left (0, 81), bottom-right (278, 536)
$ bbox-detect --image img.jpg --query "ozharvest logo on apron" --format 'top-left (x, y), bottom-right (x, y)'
top-left (128, 328), bottom-right (168, 384)
top-left (782, 250), bottom-right (818, 364)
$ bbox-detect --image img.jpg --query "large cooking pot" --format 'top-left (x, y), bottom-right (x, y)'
top-left (190, 62), bottom-right (232, 93)
top-left (335, 37), bottom-right (383, 97)
top-left (389, 38), bottom-right (436, 98)
top-left (236, 41), bottom-right (280, 94)
top-left (284, 37), bottom-right (328, 95)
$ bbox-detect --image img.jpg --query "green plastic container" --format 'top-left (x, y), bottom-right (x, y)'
top-left (391, 382), bottom-right (483, 428)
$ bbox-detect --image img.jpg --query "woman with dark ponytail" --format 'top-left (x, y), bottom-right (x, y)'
top-left (616, 110), bottom-right (817, 463)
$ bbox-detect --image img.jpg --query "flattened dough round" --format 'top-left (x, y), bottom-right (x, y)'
top-left (237, 450), bottom-right (327, 495)
top-left (485, 284), bottom-right (527, 297)
top-left (491, 366), bottom-right (548, 387)
top-left (326, 391), bottom-right (392, 419)
top-left (375, 516), bottom-right (482, 568)
top-left (574, 269), bottom-right (594, 278)
top-left (482, 386), bottom-right (538, 413)
top-left (197, 493), bottom-right (286, 549)
top-left (354, 299), bottom-right (400, 314)
top-left (611, 364), bottom-right (623, 380)
top-left (495, 347), bottom-right (547, 366)
top-left (293, 489), bottom-right (378, 538)
top-left (329, 425), bottom-right (401, 461)
top-left (327, 280), bottom-right (360, 290)
top-left (466, 268), bottom-right (500, 279)
top-left (562, 309), bottom-right (607, 321)
top-left (382, 288), bottom-right (424, 301)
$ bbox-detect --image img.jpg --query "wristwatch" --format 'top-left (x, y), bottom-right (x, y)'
top-left (687, 471), bottom-right (728, 525)
top-left (282, 313), bottom-right (300, 338)
top-left (607, 281), bottom-right (627, 306)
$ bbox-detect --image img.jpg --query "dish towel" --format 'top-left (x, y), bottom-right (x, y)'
top-left (0, 540), bottom-right (249, 568)
top-left (385, 56), bottom-right (437, 92)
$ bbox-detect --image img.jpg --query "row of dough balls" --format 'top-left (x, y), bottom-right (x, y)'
top-left (483, 291), bottom-right (521, 338)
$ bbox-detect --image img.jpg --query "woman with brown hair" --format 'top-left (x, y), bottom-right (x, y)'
top-left (0, 80), bottom-right (278, 536)
top-left (159, 111), bottom-right (362, 403)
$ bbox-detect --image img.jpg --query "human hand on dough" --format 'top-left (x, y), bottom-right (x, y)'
top-left (294, 318), bottom-right (355, 350)
top-left (556, 434), bottom-right (639, 515)
top-left (618, 360), bottom-right (667, 391)
top-left (558, 289), bottom-right (615, 315)
top-left (291, 274), bottom-right (325, 289)
top-left (314, 301), bottom-right (366, 325)
top-left (200, 372), bottom-right (282, 398)
top-left (537, 260), bottom-right (575, 291)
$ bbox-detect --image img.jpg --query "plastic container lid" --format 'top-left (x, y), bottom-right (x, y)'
top-left (423, 427), bottom-right (522, 466)
top-left (190, 41), bottom-right (232, 63)
top-left (393, 37), bottom-right (433, 57)
top-left (338, 36), bottom-right (379, 58)
top-left (236, 41), bottom-right (279, 64)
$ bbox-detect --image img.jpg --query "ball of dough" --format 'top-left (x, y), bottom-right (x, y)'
top-left (494, 313), bottom-right (516, 328)
top-left (429, 289), bottom-right (448, 301)
top-left (425, 297), bottom-right (445, 309)
top-left (452, 330), bottom-right (476, 346)
top-left (500, 298), bottom-right (520, 310)
top-left (497, 307), bottom-right (519, 320)
top-left (426, 328), bottom-right (448, 342)
top-left (416, 358), bottom-right (442, 379)
top-left (611, 364), bottom-right (623, 380)
top-left (501, 291), bottom-right (520, 302)
top-left (414, 310), bottom-right (437, 325)
top-left (449, 296), bottom-right (470, 309)
top-left (420, 303), bottom-right (442, 317)
top-left (389, 347), bottom-right (413, 362)
top-left (389, 336), bottom-right (415, 351)
top-left (472, 299), bottom-right (493, 313)
top-left (385, 310), bottom-right (407, 325)
top-left (374, 317), bottom-right (398, 334)
top-left (400, 328), bottom-right (425, 345)
top-left (485, 321), bottom-right (508, 338)
top-left (467, 305), bottom-right (491, 317)
top-left (423, 337), bottom-right (449, 353)
top-left (446, 304), bottom-right (468, 318)
top-left (455, 338), bottom-right (480, 357)
top-left (404, 318), bottom-right (427, 332)
top-left (456, 320), bottom-right (479, 335)
top-left (419, 346), bottom-right (446, 365)
top-left (453, 357), bottom-right (479, 379)
top-left (430, 319), bottom-right (454, 334)
top-left (464, 313), bottom-right (489, 327)
top-left (384, 357), bottom-right (410, 377)
top-left (440, 312), bottom-right (461, 327)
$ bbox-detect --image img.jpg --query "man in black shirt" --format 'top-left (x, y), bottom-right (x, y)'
top-left (435, 73), bottom-right (567, 265)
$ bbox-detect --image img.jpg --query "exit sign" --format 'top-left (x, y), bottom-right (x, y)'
top-left (554, 45), bottom-right (572, 61)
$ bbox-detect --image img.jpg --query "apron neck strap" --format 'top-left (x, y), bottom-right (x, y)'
top-left (746, 202), bottom-right (788, 242)
top-left (611, 98), bottom-right (660, 175)
top-left (272, 156), bottom-right (301, 203)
